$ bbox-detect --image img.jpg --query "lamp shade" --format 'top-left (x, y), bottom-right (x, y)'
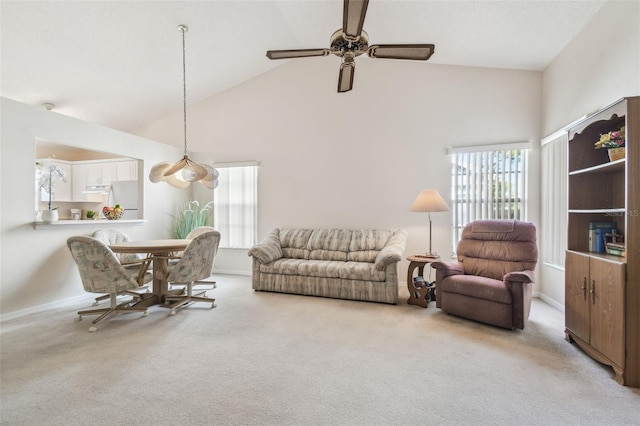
top-left (410, 190), bottom-right (449, 212)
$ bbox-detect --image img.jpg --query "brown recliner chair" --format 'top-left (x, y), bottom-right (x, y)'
top-left (431, 220), bottom-right (538, 330)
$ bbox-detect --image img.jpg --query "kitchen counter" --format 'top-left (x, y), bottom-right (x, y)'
top-left (33, 219), bottom-right (147, 229)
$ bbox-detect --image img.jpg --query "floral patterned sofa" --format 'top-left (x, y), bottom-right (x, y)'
top-left (248, 228), bottom-right (407, 304)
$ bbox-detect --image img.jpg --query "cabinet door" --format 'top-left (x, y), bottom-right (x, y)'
top-left (589, 257), bottom-right (625, 366)
top-left (84, 163), bottom-right (102, 185)
top-left (565, 251), bottom-right (590, 341)
top-left (101, 162), bottom-right (116, 184)
top-left (71, 164), bottom-right (86, 201)
top-left (115, 160), bottom-right (138, 181)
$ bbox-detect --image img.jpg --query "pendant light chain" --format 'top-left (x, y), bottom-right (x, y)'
top-left (181, 25), bottom-right (188, 156)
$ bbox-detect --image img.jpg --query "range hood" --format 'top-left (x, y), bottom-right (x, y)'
top-left (82, 184), bottom-right (111, 194)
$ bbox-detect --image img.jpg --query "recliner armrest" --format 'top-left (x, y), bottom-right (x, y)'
top-left (247, 229), bottom-right (283, 264)
top-left (430, 261), bottom-right (464, 277)
top-left (504, 270), bottom-right (535, 284)
top-left (374, 229), bottom-right (408, 271)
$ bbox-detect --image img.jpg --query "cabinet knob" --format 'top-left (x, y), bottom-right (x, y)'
top-left (591, 280), bottom-right (596, 304)
top-left (581, 277), bottom-right (587, 300)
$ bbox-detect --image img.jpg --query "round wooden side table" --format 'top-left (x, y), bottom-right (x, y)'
top-left (406, 255), bottom-right (439, 308)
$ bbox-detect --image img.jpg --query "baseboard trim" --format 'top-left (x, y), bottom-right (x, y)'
top-left (214, 269), bottom-right (251, 276)
top-left (1, 293), bottom-right (94, 323)
top-left (538, 293), bottom-right (565, 312)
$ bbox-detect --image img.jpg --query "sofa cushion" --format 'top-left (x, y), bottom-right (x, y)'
top-left (279, 229), bottom-right (313, 259)
top-left (308, 229), bottom-right (351, 261)
top-left (347, 230), bottom-right (393, 263)
top-left (439, 274), bottom-right (512, 304)
top-left (297, 260), bottom-right (343, 278)
top-left (259, 258), bottom-right (307, 275)
top-left (339, 262), bottom-right (387, 282)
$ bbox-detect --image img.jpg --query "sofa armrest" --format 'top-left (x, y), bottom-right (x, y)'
top-left (504, 270), bottom-right (535, 284)
top-left (430, 261), bottom-right (464, 277)
top-left (247, 229), bottom-right (283, 264)
top-left (374, 229), bottom-right (408, 271)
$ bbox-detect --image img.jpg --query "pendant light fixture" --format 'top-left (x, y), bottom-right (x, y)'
top-left (150, 24), bottom-right (218, 189)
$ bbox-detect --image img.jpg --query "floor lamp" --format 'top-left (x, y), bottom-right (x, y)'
top-left (410, 189), bottom-right (450, 258)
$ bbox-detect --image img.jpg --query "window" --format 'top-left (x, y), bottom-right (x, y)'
top-left (540, 132), bottom-right (568, 268)
top-left (449, 143), bottom-right (530, 251)
top-left (213, 162), bottom-right (258, 249)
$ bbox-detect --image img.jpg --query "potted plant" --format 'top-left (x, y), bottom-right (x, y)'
top-left (85, 210), bottom-right (96, 220)
top-left (37, 162), bottom-right (67, 222)
top-left (171, 200), bottom-right (213, 238)
top-left (594, 125), bottom-right (626, 161)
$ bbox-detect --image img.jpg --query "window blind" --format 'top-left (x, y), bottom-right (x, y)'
top-left (541, 133), bottom-right (568, 268)
top-left (213, 163), bottom-right (258, 249)
top-left (450, 146), bottom-right (529, 250)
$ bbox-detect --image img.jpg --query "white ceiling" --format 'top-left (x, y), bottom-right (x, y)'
top-left (1, 0), bottom-right (607, 134)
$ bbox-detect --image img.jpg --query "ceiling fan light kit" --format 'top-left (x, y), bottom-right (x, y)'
top-left (266, 0), bottom-right (435, 93)
top-left (150, 24), bottom-right (218, 189)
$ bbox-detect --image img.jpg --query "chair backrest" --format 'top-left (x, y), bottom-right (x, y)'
top-left (186, 226), bottom-right (215, 239)
top-left (92, 229), bottom-right (141, 263)
top-left (67, 236), bottom-right (139, 294)
top-left (168, 230), bottom-right (221, 283)
top-left (456, 220), bottom-right (538, 280)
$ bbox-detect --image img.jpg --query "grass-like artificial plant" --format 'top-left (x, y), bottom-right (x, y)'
top-left (172, 200), bottom-right (214, 239)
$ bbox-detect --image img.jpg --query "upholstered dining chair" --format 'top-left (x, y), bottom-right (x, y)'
top-left (162, 230), bottom-right (220, 316)
top-left (67, 236), bottom-right (149, 332)
top-left (430, 219), bottom-right (538, 330)
top-left (169, 226), bottom-right (218, 289)
top-left (91, 229), bottom-right (152, 305)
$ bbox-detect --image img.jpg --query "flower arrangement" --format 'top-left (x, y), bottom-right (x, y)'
top-left (172, 200), bottom-right (214, 238)
top-left (37, 162), bottom-right (67, 211)
top-left (594, 126), bottom-right (625, 149)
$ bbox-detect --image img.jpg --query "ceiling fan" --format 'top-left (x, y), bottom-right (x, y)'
top-left (266, 0), bottom-right (435, 93)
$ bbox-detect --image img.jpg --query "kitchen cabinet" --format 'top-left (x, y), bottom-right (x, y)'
top-left (115, 160), bottom-right (138, 181)
top-left (71, 160), bottom-right (138, 201)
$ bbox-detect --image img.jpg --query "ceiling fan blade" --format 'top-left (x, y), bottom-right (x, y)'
top-left (343, 0), bottom-right (369, 40)
top-left (266, 49), bottom-right (331, 60)
top-left (368, 44), bottom-right (435, 61)
top-left (337, 61), bottom-right (355, 93)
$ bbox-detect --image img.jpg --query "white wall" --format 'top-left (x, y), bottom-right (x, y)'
top-left (137, 58), bottom-right (542, 284)
top-left (0, 97), bottom-right (188, 318)
top-left (539, 0), bottom-right (640, 309)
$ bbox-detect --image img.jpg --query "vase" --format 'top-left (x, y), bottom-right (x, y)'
top-left (608, 147), bottom-right (626, 162)
top-left (42, 209), bottom-right (59, 222)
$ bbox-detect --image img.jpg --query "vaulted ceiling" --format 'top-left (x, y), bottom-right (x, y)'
top-left (1, 0), bottom-right (606, 133)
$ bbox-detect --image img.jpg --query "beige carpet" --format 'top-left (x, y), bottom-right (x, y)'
top-left (1, 274), bottom-right (639, 425)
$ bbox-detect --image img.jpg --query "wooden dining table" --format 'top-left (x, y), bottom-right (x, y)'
top-left (110, 239), bottom-right (191, 307)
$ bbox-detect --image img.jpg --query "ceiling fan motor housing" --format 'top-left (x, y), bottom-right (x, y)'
top-left (330, 29), bottom-right (369, 57)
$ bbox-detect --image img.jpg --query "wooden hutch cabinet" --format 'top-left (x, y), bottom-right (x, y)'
top-left (565, 96), bottom-right (640, 386)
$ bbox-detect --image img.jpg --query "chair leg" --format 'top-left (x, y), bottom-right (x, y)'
top-left (165, 283), bottom-right (216, 316)
top-left (93, 294), bottom-right (110, 306)
top-left (76, 293), bottom-right (148, 332)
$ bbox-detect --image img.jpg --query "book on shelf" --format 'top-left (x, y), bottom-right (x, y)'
top-left (588, 222), bottom-right (616, 252)
top-left (606, 247), bottom-right (626, 257)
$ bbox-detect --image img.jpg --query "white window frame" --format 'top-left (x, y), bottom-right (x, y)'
top-left (213, 161), bottom-right (258, 249)
top-left (448, 142), bottom-right (531, 253)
